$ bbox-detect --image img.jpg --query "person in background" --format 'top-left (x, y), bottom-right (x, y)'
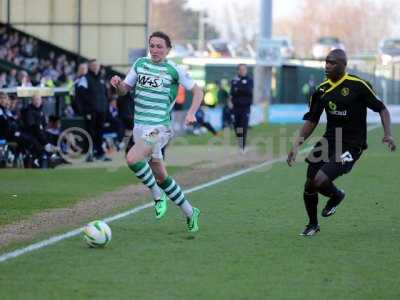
top-left (193, 104), bottom-right (218, 136)
top-left (20, 95), bottom-right (53, 168)
top-left (80, 59), bottom-right (111, 161)
top-left (73, 62), bottom-right (88, 116)
top-left (217, 79), bottom-right (232, 129)
top-left (0, 72), bottom-right (7, 88)
top-left (6, 69), bottom-right (18, 88)
top-left (104, 96), bottom-right (126, 151)
top-left (230, 64), bottom-right (253, 152)
top-left (301, 74), bottom-right (316, 102)
top-left (203, 82), bottom-right (218, 108)
top-left (46, 115), bottom-right (61, 147)
top-left (174, 84), bottom-right (186, 111)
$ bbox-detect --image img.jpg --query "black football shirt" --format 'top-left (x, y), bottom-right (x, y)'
top-left (303, 74), bottom-right (385, 149)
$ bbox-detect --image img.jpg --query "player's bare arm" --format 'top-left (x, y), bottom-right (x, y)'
top-left (184, 84), bottom-right (204, 125)
top-left (110, 75), bottom-right (131, 96)
top-left (287, 120), bottom-right (318, 166)
top-left (379, 107), bottom-right (396, 151)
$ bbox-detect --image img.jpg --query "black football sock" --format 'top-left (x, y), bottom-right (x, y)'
top-left (304, 191), bottom-right (319, 226)
top-left (318, 181), bottom-right (341, 199)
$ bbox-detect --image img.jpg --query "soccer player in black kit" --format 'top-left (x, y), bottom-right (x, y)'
top-left (287, 49), bottom-right (396, 236)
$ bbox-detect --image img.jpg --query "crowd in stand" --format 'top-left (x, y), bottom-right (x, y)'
top-left (0, 63), bottom-right (131, 168)
top-left (0, 25), bottom-right (76, 87)
top-left (0, 25), bottom-right (245, 169)
top-left (0, 92), bottom-right (59, 168)
top-left (0, 26), bottom-right (132, 168)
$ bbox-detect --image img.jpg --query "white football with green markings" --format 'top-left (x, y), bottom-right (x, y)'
top-left (83, 220), bottom-right (112, 248)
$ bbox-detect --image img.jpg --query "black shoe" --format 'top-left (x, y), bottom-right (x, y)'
top-left (322, 189), bottom-right (345, 217)
top-left (85, 154), bottom-right (94, 162)
top-left (95, 154), bottom-right (112, 162)
top-left (300, 224), bottom-right (320, 236)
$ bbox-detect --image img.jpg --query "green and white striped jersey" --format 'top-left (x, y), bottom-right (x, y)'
top-left (123, 57), bottom-right (195, 126)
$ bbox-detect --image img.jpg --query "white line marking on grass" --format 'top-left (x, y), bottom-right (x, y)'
top-left (0, 124), bottom-right (381, 263)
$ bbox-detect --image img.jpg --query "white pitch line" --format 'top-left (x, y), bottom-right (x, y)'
top-left (0, 156), bottom-right (286, 263)
top-left (0, 124), bottom-right (381, 263)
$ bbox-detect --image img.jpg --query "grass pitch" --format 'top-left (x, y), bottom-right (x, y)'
top-left (0, 124), bottom-right (399, 300)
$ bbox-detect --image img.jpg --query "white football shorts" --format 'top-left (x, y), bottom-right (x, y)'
top-left (133, 124), bottom-right (172, 160)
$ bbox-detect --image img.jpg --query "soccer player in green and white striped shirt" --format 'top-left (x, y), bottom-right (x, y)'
top-left (110, 31), bottom-right (203, 232)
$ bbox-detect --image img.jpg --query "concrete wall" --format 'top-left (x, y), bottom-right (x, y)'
top-left (0, 0), bottom-right (147, 70)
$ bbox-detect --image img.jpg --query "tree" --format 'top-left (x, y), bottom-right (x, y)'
top-left (274, 0), bottom-right (399, 57)
top-left (149, 0), bottom-right (218, 47)
top-left (185, 0), bottom-right (260, 48)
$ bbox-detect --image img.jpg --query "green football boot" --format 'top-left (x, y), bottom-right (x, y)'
top-left (187, 207), bottom-right (200, 232)
top-left (154, 193), bottom-right (168, 220)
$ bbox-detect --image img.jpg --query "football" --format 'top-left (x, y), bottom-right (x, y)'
top-left (83, 220), bottom-right (112, 248)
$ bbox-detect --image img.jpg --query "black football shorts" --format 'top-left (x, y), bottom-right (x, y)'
top-left (305, 140), bottom-right (363, 181)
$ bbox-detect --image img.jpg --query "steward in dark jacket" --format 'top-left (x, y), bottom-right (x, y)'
top-left (230, 64), bottom-right (253, 151)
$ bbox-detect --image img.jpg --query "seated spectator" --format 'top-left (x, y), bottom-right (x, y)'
top-left (7, 68), bottom-right (18, 87)
top-left (117, 92), bottom-right (134, 132)
top-left (0, 26), bottom-right (7, 45)
top-left (104, 97), bottom-right (125, 151)
top-left (8, 94), bottom-right (21, 118)
top-left (0, 92), bottom-right (12, 141)
top-left (45, 115), bottom-right (66, 167)
top-left (18, 70), bottom-right (32, 87)
top-left (0, 72), bottom-right (7, 88)
top-left (193, 105), bottom-right (218, 136)
top-left (0, 92), bottom-right (23, 145)
top-left (20, 95), bottom-right (54, 168)
top-left (46, 115), bottom-right (61, 146)
top-left (217, 79), bottom-right (233, 129)
top-left (0, 92), bottom-right (35, 166)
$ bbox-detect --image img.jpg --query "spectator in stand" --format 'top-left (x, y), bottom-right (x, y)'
top-left (116, 91), bottom-right (134, 132)
top-left (0, 92), bottom-right (40, 167)
top-left (8, 95), bottom-right (21, 118)
top-left (0, 92), bottom-right (12, 140)
top-left (40, 74), bottom-right (55, 88)
top-left (48, 51), bottom-right (56, 67)
top-left (0, 72), bottom-right (7, 88)
top-left (0, 49), bottom-right (6, 60)
top-left (193, 104), bottom-right (218, 136)
top-left (45, 114), bottom-right (65, 167)
top-left (63, 74), bottom-right (76, 117)
top-left (104, 96), bottom-right (125, 150)
top-left (100, 66), bottom-right (107, 81)
top-left (0, 26), bottom-right (7, 45)
top-left (31, 72), bottom-right (41, 86)
top-left (46, 115), bottom-right (61, 146)
top-left (24, 37), bottom-right (37, 58)
top-left (8, 32), bottom-right (19, 48)
top-left (20, 95), bottom-right (53, 168)
top-left (73, 62), bottom-right (88, 116)
top-left (217, 79), bottom-right (232, 129)
top-left (7, 69), bottom-right (18, 87)
top-left (0, 32), bottom-right (7, 77)
top-left (7, 69), bottom-right (18, 88)
top-left (19, 70), bottom-right (32, 87)
top-left (0, 27), bottom-right (104, 94)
